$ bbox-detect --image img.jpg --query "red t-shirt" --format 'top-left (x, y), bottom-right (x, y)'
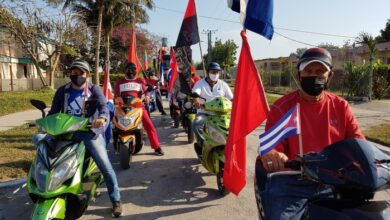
top-left (114, 77), bottom-right (149, 98)
top-left (266, 91), bottom-right (365, 159)
top-left (191, 74), bottom-right (201, 88)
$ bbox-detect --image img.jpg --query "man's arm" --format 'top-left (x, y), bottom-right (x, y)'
top-left (48, 87), bottom-right (64, 115)
top-left (345, 104), bottom-right (365, 139)
top-left (92, 85), bottom-right (109, 121)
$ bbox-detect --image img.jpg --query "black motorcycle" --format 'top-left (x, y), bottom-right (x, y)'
top-left (254, 138), bottom-right (390, 220)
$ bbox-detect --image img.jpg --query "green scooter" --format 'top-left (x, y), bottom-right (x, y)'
top-left (28, 99), bottom-right (103, 220)
top-left (193, 96), bottom-right (232, 196)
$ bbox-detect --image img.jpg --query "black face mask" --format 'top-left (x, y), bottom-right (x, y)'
top-left (70, 75), bottom-right (87, 86)
top-left (300, 76), bottom-right (327, 96)
top-left (126, 72), bottom-right (136, 79)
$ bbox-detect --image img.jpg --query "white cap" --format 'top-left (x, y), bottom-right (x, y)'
top-left (299, 60), bottom-right (330, 72)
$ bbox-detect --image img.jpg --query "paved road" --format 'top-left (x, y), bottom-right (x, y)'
top-left (0, 98), bottom-right (389, 219)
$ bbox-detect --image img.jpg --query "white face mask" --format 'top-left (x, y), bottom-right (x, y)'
top-left (209, 73), bottom-right (219, 82)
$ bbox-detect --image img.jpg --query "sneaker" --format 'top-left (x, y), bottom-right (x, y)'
top-left (112, 201), bottom-right (122, 218)
top-left (154, 147), bottom-right (164, 156)
top-left (161, 111), bottom-right (167, 115)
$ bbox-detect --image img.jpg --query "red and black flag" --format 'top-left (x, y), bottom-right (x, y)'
top-left (175, 0), bottom-right (200, 47)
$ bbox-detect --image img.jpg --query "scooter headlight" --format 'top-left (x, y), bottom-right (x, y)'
top-left (118, 114), bottom-right (137, 128)
top-left (208, 125), bottom-right (226, 144)
top-left (34, 156), bottom-right (48, 192)
top-left (184, 102), bottom-right (193, 110)
top-left (47, 154), bottom-right (78, 191)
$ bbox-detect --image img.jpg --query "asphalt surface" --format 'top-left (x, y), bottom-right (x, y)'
top-left (0, 97), bottom-right (389, 219)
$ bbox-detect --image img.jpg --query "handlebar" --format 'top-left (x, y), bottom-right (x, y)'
top-left (284, 160), bottom-right (301, 171)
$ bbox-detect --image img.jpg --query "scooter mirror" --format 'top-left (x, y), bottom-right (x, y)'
top-left (30, 99), bottom-right (46, 111)
top-left (30, 99), bottom-right (46, 118)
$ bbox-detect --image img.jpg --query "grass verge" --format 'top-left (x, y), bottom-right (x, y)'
top-left (0, 89), bottom-right (54, 116)
top-left (363, 123), bottom-right (390, 147)
top-left (0, 124), bottom-right (37, 182)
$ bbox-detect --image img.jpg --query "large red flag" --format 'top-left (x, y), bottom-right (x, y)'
top-left (223, 31), bottom-right (269, 195)
top-left (128, 28), bottom-right (141, 75)
top-left (168, 47), bottom-right (178, 92)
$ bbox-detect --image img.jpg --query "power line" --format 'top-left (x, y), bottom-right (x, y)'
top-left (154, 5), bottom-right (355, 41)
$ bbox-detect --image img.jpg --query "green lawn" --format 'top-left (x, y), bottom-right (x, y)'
top-left (363, 123), bottom-right (390, 147)
top-left (0, 124), bottom-right (37, 181)
top-left (0, 89), bottom-right (54, 116)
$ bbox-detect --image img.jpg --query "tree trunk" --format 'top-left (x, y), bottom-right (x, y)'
top-left (94, 0), bottom-right (104, 86)
top-left (49, 52), bottom-right (61, 89)
top-left (31, 57), bottom-right (47, 87)
top-left (105, 32), bottom-right (110, 73)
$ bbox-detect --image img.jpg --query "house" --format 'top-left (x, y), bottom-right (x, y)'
top-left (0, 26), bottom-right (38, 80)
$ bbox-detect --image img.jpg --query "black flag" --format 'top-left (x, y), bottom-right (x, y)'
top-left (175, 0), bottom-right (200, 47)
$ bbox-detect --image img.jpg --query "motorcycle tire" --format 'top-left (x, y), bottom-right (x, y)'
top-left (187, 119), bottom-right (194, 143)
top-left (254, 182), bottom-right (265, 220)
top-left (173, 114), bottom-right (180, 128)
top-left (217, 161), bottom-right (230, 196)
top-left (119, 143), bottom-right (132, 169)
top-left (132, 131), bottom-right (143, 155)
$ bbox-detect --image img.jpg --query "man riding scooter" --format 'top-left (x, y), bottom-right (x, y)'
top-left (32, 59), bottom-right (122, 217)
top-left (192, 62), bottom-right (233, 148)
top-left (145, 70), bottom-right (167, 115)
top-left (114, 62), bottom-right (164, 156)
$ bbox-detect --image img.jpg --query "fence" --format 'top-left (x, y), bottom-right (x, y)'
top-left (0, 77), bottom-right (68, 91)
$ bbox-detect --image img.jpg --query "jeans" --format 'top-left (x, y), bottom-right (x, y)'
top-left (192, 113), bottom-right (207, 145)
top-left (33, 131), bottom-right (121, 204)
top-left (256, 167), bottom-right (333, 220)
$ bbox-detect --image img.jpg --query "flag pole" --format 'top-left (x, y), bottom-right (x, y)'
top-left (297, 103), bottom-right (303, 157)
top-left (194, 1), bottom-right (206, 76)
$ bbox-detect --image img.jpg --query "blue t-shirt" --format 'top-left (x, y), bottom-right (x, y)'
top-left (66, 87), bottom-right (84, 117)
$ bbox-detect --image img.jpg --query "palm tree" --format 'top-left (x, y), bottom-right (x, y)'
top-left (102, 0), bottom-right (154, 72)
top-left (356, 32), bottom-right (377, 100)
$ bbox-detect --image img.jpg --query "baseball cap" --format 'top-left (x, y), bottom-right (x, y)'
top-left (297, 48), bottom-right (332, 72)
top-left (70, 59), bottom-right (91, 73)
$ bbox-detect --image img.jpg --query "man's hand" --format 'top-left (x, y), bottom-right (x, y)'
top-left (260, 150), bottom-right (288, 172)
top-left (145, 96), bottom-right (151, 104)
top-left (92, 117), bottom-right (106, 128)
top-left (193, 97), bottom-right (201, 108)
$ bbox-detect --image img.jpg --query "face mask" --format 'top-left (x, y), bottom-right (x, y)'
top-left (70, 75), bottom-right (87, 86)
top-left (126, 72), bottom-right (136, 79)
top-left (208, 73), bottom-right (219, 82)
top-left (300, 76), bottom-right (327, 96)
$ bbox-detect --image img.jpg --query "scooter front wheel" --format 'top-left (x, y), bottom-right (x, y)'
top-left (119, 143), bottom-right (132, 169)
top-left (217, 162), bottom-right (230, 196)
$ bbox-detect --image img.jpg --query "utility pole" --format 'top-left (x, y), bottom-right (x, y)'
top-left (202, 29), bottom-right (217, 65)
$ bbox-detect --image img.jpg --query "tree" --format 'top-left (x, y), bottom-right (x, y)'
top-left (376, 19), bottom-right (390, 43)
top-left (0, 2), bottom-right (83, 88)
top-left (356, 32), bottom-right (377, 100)
top-left (289, 48), bottom-right (307, 58)
top-left (203, 39), bottom-right (238, 71)
top-left (317, 43), bottom-right (339, 51)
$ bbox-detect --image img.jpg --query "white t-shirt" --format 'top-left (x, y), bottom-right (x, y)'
top-left (192, 78), bottom-right (233, 102)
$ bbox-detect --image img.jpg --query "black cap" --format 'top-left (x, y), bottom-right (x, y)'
top-left (297, 48), bottom-right (332, 71)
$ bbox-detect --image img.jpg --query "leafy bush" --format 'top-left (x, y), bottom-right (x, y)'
top-left (372, 63), bottom-right (390, 99)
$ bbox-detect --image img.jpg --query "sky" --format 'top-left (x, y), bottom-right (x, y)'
top-left (143, 0), bottom-right (390, 63)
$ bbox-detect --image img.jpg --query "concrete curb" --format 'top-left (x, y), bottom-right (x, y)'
top-left (0, 178), bottom-right (26, 189)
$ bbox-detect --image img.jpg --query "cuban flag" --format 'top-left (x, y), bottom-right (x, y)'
top-left (258, 104), bottom-right (301, 155)
top-left (227, 0), bottom-right (274, 40)
top-left (103, 65), bottom-right (114, 147)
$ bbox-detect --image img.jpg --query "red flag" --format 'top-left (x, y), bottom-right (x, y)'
top-left (175, 0), bottom-right (200, 47)
top-left (128, 28), bottom-right (141, 75)
top-left (223, 31), bottom-right (269, 195)
top-left (102, 65), bottom-right (113, 103)
top-left (168, 47), bottom-right (178, 92)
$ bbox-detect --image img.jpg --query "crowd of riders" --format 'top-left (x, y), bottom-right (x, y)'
top-left (31, 46), bottom-right (386, 219)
